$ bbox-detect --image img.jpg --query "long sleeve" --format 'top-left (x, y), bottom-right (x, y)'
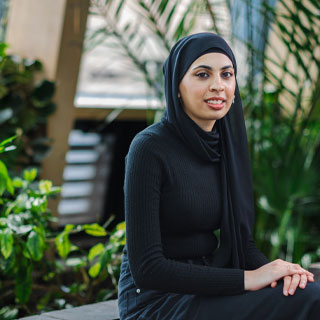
top-left (124, 133), bottom-right (245, 296)
top-left (244, 235), bottom-right (269, 270)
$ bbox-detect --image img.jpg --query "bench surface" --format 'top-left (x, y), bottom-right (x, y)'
top-left (19, 299), bottom-right (119, 320)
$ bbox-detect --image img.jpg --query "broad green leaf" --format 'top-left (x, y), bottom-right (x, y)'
top-left (12, 177), bottom-right (23, 188)
top-left (0, 42), bottom-right (8, 57)
top-left (66, 257), bottom-right (85, 268)
top-left (27, 230), bottom-right (44, 261)
top-left (99, 248), bottom-right (111, 267)
top-left (56, 231), bottom-right (71, 259)
top-left (83, 224), bottom-right (107, 237)
top-left (0, 176), bottom-right (6, 196)
top-left (0, 249), bottom-right (16, 274)
top-left (116, 221), bottom-right (126, 231)
top-left (64, 224), bottom-right (75, 233)
top-left (48, 186), bottom-right (62, 195)
top-left (111, 231), bottom-right (126, 245)
top-left (0, 136), bottom-right (16, 147)
top-left (70, 244), bottom-right (79, 253)
top-left (7, 215), bottom-right (32, 234)
top-left (89, 262), bottom-right (101, 278)
top-left (0, 217), bottom-right (7, 226)
top-left (0, 306), bottom-right (19, 320)
top-left (88, 243), bottom-right (105, 262)
top-left (39, 197), bottom-right (48, 212)
top-left (5, 177), bottom-right (14, 195)
top-left (23, 168), bottom-right (37, 182)
top-left (3, 145), bottom-right (16, 152)
top-left (0, 229), bottom-right (14, 259)
top-left (0, 160), bottom-right (14, 195)
top-left (39, 180), bottom-right (52, 193)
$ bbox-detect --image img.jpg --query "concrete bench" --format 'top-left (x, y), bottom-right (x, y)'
top-left (19, 299), bottom-right (119, 320)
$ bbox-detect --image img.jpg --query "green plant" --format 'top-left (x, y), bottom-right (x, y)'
top-left (241, 0), bottom-right (320, 265)
top-left (0, 137), bottom-right (125, 318)
top-left (0, 43), bottom-right (56, 171)
top-left (0, 136), bottom-right (16, 196)
top-left (0, 164), bottom-right (61, 307)
top-left (55, 220), bottom-right (125, 303)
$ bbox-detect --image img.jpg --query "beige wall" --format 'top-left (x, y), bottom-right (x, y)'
top-left (6, 0), bottom-right (66, 80)
top-left (6, 0), bottom-right (90, 215)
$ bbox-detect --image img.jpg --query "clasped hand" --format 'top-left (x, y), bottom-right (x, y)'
top-left (245, 259), bottom-right (314, 296)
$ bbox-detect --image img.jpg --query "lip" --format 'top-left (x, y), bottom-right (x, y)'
top-left (205, 97), bottom-right (226, 110)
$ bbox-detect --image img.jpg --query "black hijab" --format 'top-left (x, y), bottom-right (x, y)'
top-left (161, 32), bottom-right (254, 269)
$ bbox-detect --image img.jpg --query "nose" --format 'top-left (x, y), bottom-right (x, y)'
top-left (209, 76), bottom-right (223, 92)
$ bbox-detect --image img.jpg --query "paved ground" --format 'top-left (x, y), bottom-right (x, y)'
top-left (19, 300), bottom-right (119, 320)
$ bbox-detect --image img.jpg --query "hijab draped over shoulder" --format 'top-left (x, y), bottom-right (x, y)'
top-left (161, 32), bottom-right (254, 269)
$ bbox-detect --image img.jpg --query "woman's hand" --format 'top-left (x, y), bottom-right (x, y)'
top-left (270, 272), bottom-right (314, 296)
top-left (245, 259), bottom-right (314, 293)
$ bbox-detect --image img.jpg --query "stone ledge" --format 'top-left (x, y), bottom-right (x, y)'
top-left (19, 299), bottom-right (119, 320)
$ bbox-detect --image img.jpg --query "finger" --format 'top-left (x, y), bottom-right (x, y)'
top-left (288, 274), bottom-right (300, 295)
top-left (299, 274), bottom-right (307, 289)
top-left (283, 276), bottom-right (291, 296)
top-left (308, 275), bottom-right (315, 282)
top-left (295, 265), bottom-right (313, 277)
top-left (286, 264), bottom-right (313, 277)
top-left (271, 281), bottom-right (277, 288)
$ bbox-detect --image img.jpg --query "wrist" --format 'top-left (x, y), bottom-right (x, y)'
top-left (244, 270), bottom-right (254, 291)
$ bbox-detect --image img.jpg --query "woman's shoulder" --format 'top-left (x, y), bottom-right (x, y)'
top-left (129, 120), bottom-right (171, 152)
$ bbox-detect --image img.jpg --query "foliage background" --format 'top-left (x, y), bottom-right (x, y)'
top-left (0, 138), bottom-right (125, 318)
top-left (0, 45), bottom-right (56, 173)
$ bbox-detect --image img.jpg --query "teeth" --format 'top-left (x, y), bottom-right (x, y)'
top-left (207, 100), bottom-right (224, 104)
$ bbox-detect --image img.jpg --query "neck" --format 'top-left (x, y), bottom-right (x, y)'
top-left (197, 119), bottom-right (216, 132)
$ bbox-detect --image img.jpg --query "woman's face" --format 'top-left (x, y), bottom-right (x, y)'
top-left (179, 52), bottom-right (236, 132)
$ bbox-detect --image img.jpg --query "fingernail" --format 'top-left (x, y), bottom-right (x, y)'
top-left (289, 289), bottom-right (294, 295)
top-left (283, 290), bottom-right (288, 296)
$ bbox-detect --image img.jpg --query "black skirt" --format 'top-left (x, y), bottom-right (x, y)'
top-left (118, 254), bottom-right (320, 320)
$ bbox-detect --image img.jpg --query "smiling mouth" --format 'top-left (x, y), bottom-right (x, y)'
top-left (205, 99), bottom-right (225, 110)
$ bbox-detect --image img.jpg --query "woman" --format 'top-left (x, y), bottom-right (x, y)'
top-left (118, 32), bottom-right (320, 319)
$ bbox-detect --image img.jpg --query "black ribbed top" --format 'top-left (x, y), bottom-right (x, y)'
top-left (124, 120), bottom-right (268, 296)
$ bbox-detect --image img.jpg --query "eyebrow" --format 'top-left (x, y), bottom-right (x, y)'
top-left (192, 64), bottom-right (233, 71)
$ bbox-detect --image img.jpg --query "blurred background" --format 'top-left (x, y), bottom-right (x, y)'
top-left (0, 0), bottom-right (319, 318)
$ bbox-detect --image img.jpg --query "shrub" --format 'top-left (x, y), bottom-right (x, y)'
top-left (0, 137), bottom-right (125, 318)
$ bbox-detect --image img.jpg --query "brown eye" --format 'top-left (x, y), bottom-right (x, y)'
top-left (222, 71), bottom-right (233, 78)
top-left (196, 72), bottom-right (209, 78)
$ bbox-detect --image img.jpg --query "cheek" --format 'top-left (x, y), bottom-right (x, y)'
top-left (226, 81), bottom-right (236, 98)
top-left (180, 80), bottom-right (203, 101)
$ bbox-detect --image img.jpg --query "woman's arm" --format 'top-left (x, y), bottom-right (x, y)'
top-left (244, 236), bottom-right (269, 270)
top-left (124, 133), bottom-right (244, 296)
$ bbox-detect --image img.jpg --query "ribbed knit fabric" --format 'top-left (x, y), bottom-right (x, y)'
top-left (124, 119), bottom-right (268, 296)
